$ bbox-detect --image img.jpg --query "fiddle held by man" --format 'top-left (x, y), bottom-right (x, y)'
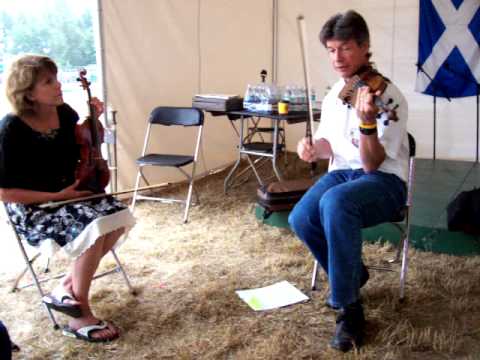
top-left (0, 54), bottom-right (135, 343)
top-left (289, 10), bottom-right (409, 352)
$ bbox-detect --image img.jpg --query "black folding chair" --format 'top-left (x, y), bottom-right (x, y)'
top-left (130, 107), bottom-right (204, 223)
top-left (311, 133), bottom-right (416, 301)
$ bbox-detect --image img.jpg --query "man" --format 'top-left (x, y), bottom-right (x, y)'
top-left (288, 10), bottom-right (409, 352)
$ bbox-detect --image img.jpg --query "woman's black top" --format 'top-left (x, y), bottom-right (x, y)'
top-left (0, 104), bottom-right (80, 193)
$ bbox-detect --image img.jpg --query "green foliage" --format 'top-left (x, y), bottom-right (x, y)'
top-left (0, 0), bottom-right (96, 68)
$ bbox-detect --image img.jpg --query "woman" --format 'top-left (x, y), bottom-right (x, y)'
top-left (0, 55), bottom-right (135, 342)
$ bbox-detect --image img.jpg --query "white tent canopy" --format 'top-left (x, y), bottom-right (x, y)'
top-left (99, 0), bottom-right (478, 188)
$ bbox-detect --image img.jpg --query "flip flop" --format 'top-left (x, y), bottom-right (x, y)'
top-left (42, 287), bottom-right (82, 318)
top-left (62, 321), bottom-right (119, 343)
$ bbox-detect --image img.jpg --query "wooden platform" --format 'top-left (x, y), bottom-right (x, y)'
top-left (256, 159), bottom-right (480, 256)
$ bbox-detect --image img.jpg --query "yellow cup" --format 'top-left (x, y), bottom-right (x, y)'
top-left (278, 101), bottom-right (289, 114)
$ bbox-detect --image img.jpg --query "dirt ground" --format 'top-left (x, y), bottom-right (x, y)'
top-left (1, 160), bottom-right (480, 359)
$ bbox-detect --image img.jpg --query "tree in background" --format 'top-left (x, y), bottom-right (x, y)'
top-left (0, 0), bottom-right (95, 69)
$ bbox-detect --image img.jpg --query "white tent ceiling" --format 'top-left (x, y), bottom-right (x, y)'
top-left (99, 0), bottom-right (478, 188)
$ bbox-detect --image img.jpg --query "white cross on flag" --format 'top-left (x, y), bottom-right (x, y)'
top-left (415, 0), bottom-right (480, 98)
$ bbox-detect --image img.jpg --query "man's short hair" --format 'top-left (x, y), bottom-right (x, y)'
top-left (319, 10), bottom-right (370, 47)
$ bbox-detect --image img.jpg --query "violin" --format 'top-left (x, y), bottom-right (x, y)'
top-left (75, 69), bottom-right (110, 193)
top-left (338, 66), bottom-right (399, 125)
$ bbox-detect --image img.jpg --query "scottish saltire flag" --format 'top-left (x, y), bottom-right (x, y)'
top-left (415, 0), bottom-right (480, 98)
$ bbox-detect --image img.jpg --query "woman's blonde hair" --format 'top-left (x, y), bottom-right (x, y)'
top-left (5, 54), bottom-right (58, 116)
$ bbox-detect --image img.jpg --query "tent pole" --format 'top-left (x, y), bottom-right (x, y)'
top-left (272, 0), bottom-right (278, 85)
top-left (95, 0), bottom-right (115, 191)
top-left (95, 0), bottom-right (108, 117)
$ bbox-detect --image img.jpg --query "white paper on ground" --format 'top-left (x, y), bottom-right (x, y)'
top-left (236, 280), bottom-right (309, 311)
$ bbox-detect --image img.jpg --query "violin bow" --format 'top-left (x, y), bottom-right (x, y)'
top-left (297, 15), bottom-right (316, 176)
top-left (38, 182), bottom-right (171, 209)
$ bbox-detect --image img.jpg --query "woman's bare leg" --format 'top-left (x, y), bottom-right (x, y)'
top-left (67, 236), bottom-right (118, 340)
top-left (101, 228), bottom-right (124, 256)
top-left (61, 228), bottom-right (124, 296)
top-left (57, 229), bottom-right (126, 340)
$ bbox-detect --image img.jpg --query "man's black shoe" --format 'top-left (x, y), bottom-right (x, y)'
top-left (330, 300), bottom-right (365, 352)
top-left (325, 264), bottom-right (369, 310)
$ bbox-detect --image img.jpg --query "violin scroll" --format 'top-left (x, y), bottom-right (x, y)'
top-left (77, 69), bottom-right (90, 91)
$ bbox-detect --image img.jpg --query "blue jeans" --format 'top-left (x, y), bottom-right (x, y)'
top-left (288, 169), bottom-right (406, 308)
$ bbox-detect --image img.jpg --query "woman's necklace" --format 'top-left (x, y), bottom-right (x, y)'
top-left (22, 111), bottom-right (60, 135)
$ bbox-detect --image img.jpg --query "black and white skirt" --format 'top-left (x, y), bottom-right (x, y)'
top-left (6, 197), bottom-right (136, 259)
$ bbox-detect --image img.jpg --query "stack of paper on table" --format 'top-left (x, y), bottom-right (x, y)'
top-left (192, 94), bottom-right (243, 112)
top-left (194, 94), bottom-right (239, 100)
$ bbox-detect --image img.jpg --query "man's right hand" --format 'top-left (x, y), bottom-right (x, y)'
top-left (297, 137), bottom-right (318, 163)
top-left (57, 180), bottom-right (92, 201)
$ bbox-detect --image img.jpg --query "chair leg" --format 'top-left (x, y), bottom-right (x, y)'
top-left (399, 232), bottom-right (410, 302)
top-left (311, 242), bottom-right (408, 301)
top-left (130, 169), bottom-right (143, 212)
top-left (179, 168), bottom-right (200, 206)
top-left (183, 178), bottom-right (195, 224)
top-left (110, 249), bottom-right (136, 295)
top-left (11, 252), bottom-right (41, 292)
top-left (388, 223), bottom-right (405, 264)
top-left (311, 260), bottom-right (319, 291)
top-left (140, 172), bottom-right (150, 187)
top-left (14, 235), bottom-right (59, 329)
top-left (44, 257), bottom-right (50, 273)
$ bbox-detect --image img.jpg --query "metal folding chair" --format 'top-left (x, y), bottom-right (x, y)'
top-left (130, 107), bottom-right (204, 223)
top-left (3, 203), bottom-right (135, 330)
top-left (311, 133), bottom-right (416, 302)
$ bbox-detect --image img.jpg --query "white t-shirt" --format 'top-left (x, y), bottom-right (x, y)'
top-left (314, 78), bottom-right (409, 182)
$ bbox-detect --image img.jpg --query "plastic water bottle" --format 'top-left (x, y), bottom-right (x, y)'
top-left (243, 84), bottom-right (253, 110)
top-left (259, 84), bottom-right (269, 112)
top-left (282, 86), bottom-right (292, 103)
top-left (290, 86), bottom-right (299, 111)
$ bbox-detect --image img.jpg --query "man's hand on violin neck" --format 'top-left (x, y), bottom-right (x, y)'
top-left (355, 86), bottom-right (380, 124)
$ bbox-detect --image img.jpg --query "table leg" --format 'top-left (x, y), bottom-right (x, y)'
top-left (246, 155), bottom-right (264, 185)
top-left (224, 115), bottom-right (245, 194)
top-left (272, 120), bottom-right (283, 181)
top-left (228, 119), bottom-right (240, 137)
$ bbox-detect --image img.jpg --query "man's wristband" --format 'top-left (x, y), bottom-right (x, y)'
top-left (359, 122), bottom-right (377, 129)
top-left (359, 126), bottom-right (377, 135)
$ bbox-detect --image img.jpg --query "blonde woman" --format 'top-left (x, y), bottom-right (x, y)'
top-left (0, 55), bottom-right (135, 342)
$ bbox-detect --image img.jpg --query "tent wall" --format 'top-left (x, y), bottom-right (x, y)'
top-left (102, 0), bottom-right (273, 188)
top-left (101, 0), bottom-right (479, 188)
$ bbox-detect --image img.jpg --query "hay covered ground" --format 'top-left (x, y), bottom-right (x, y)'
top-left (1, 158), bottom-right (480, 359)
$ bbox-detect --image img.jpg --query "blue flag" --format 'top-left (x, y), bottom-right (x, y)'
top-left (415, 0), bottom-right (480, 98)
